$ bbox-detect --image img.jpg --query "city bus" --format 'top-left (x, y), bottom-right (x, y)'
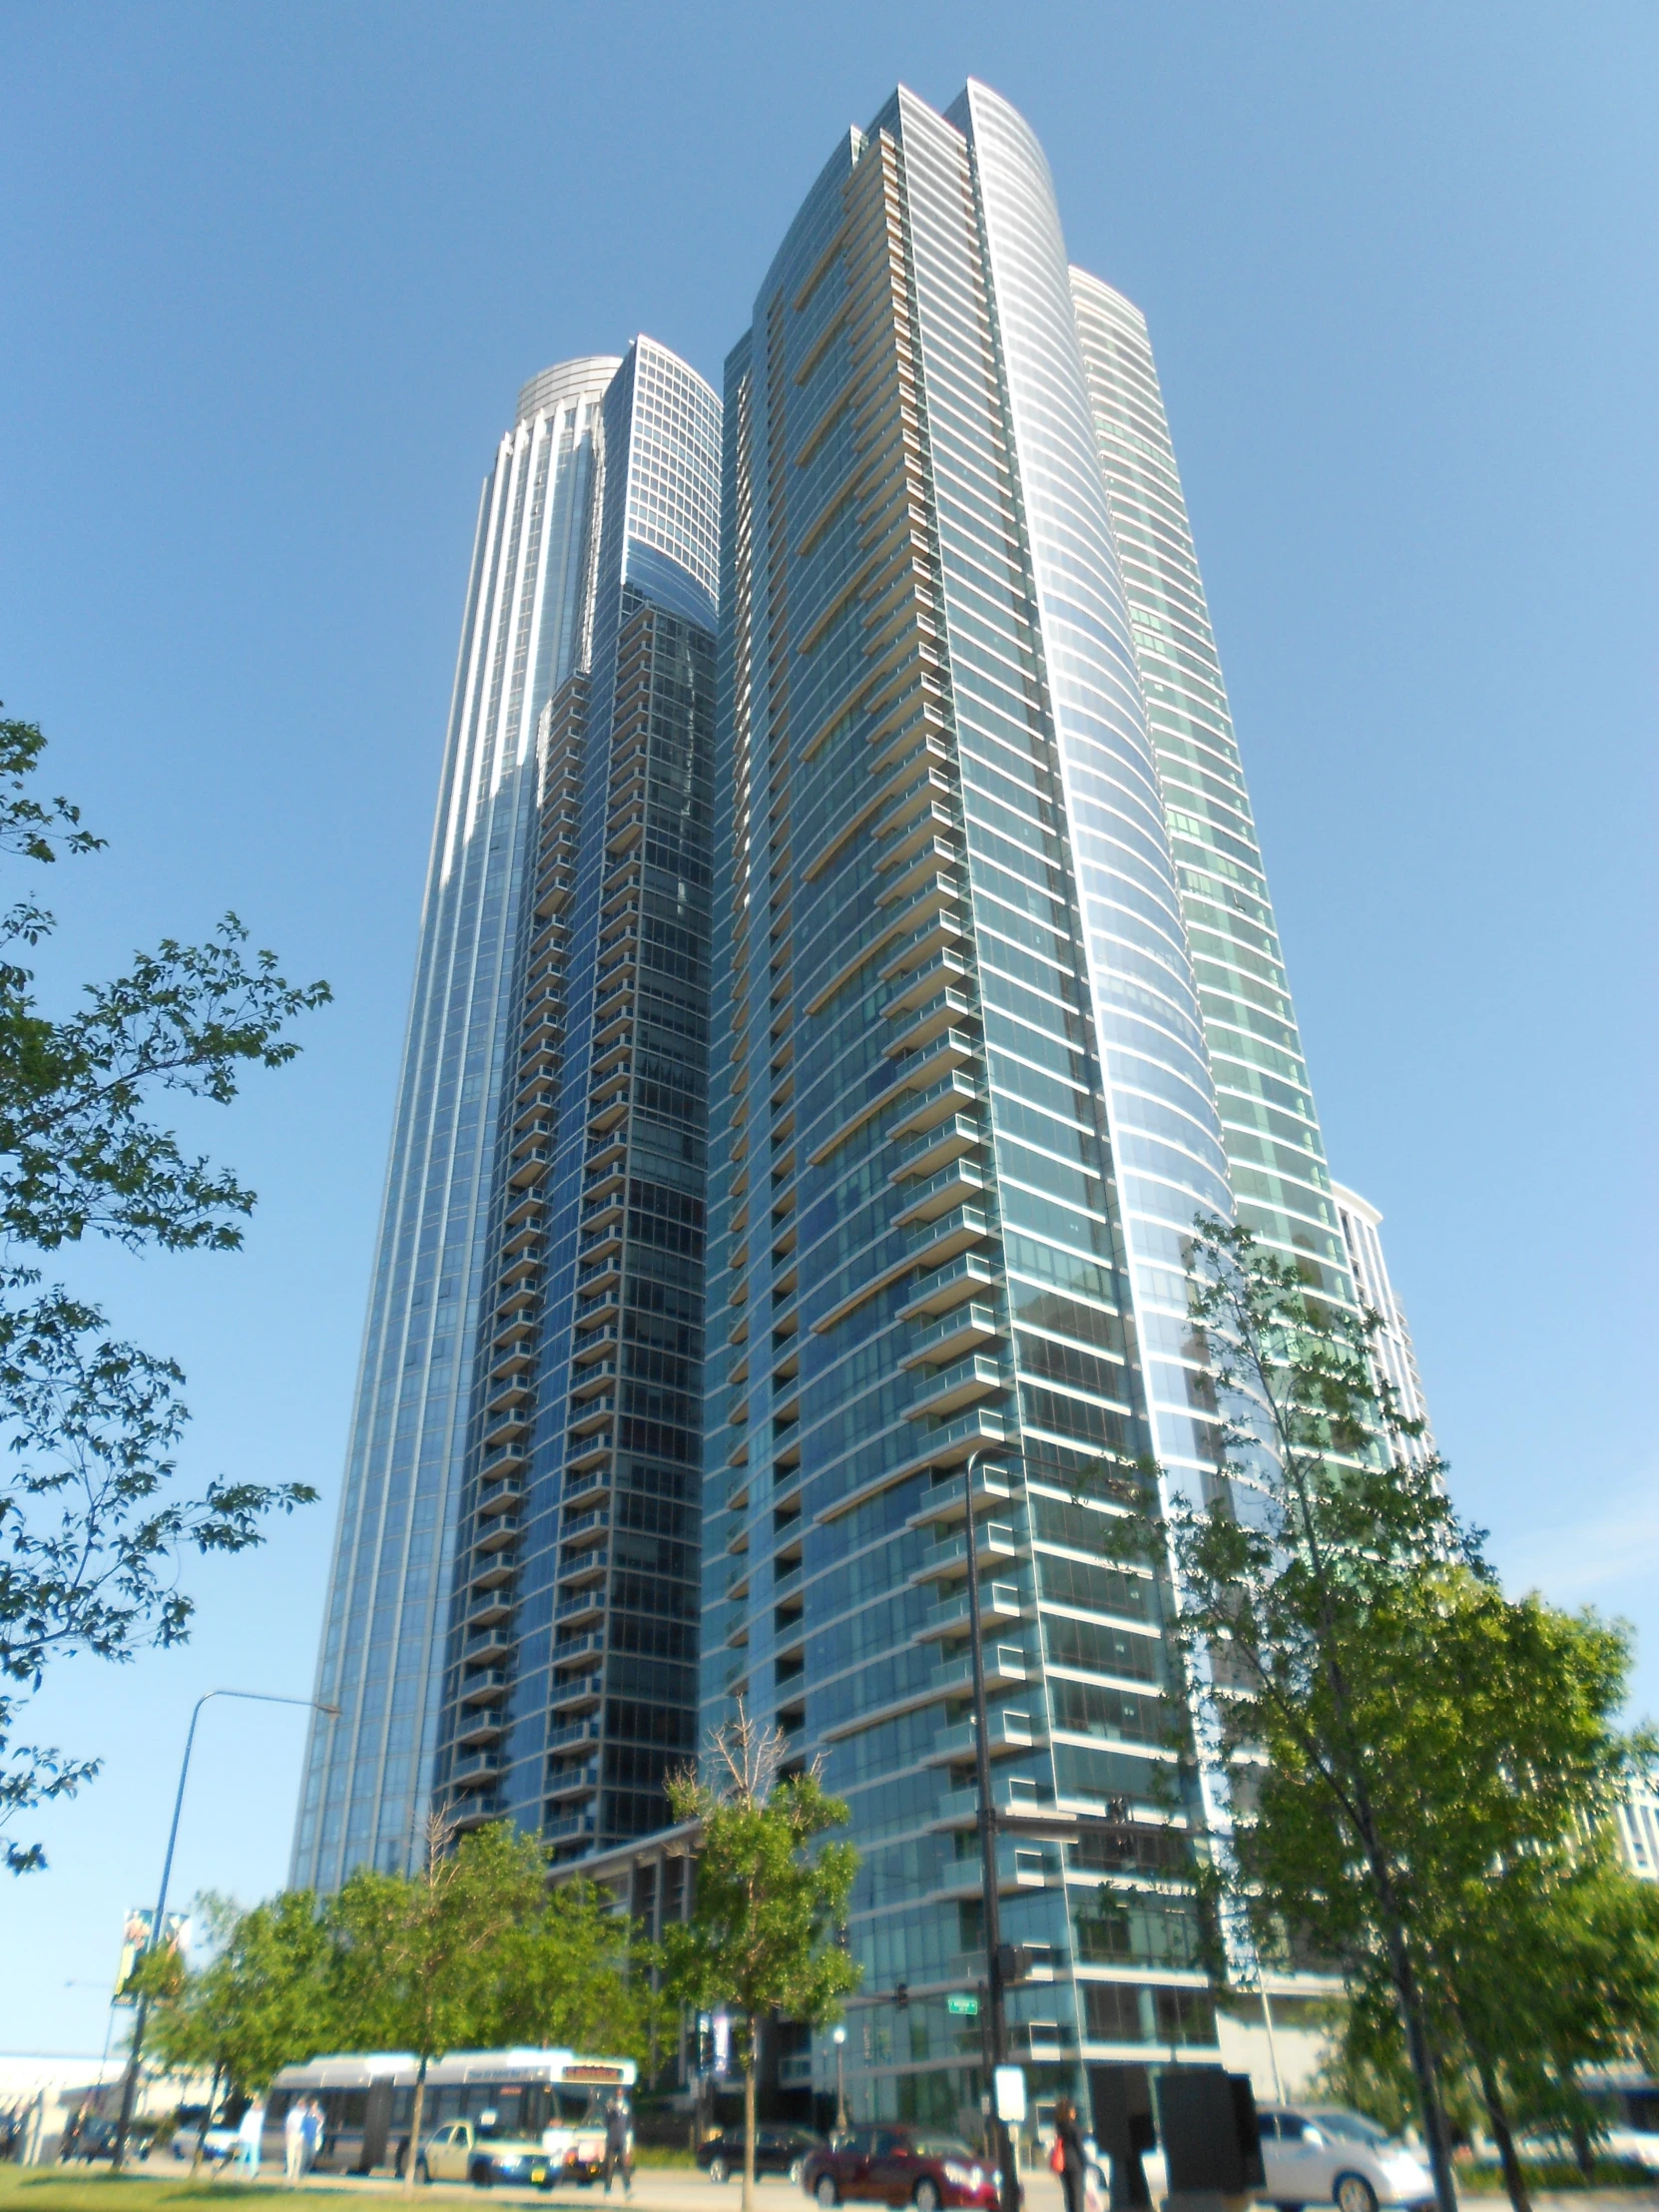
top-left (264, 2048), bottom-right (638, 2183)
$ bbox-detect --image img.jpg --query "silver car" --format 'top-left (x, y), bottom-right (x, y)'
top-left (1257, 2106), bottom-right (1434, 2212)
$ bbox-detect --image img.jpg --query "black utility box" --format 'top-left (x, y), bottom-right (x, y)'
top-left (1157, 2068), bottom-right (1264, 2199)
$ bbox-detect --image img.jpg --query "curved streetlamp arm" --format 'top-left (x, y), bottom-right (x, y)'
top-left (111, 1688), bottom-right (339, 2168)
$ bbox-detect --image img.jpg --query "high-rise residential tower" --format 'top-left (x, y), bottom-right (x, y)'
top-left (433, 339), bottom-right (720, 1858)
top-left (704, 82), bottom-right (1352, 2127)
top-left (295, 340), bottom-right (719, 1885)
top-left (1333, 1183), bottom-right (1436, 1467)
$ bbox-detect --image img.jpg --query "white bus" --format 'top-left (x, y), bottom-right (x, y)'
top-left (265, 2047), bottom-right (638, 2184)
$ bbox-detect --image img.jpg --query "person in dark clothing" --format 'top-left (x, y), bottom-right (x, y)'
top-left (1054, 2099), bottom-right (1087, 2212)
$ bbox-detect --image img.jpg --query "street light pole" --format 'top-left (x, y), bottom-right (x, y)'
top-left (111, 1688), bottom-right (339, 2169)
top-left (832, 2025), bottom-right (846, 2134)
top-left (962, 1446), bottom-right (1021, 2212)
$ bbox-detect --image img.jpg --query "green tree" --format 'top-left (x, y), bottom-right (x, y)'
top-left (494, 1876), bottom-right (654, 2060)
top-left (328, 1816), bottom-right (559, 2194)
top-left (1146, 1221), bottom-right (1657, 2212)
top-left (143, 1890), bottom-right (339, 2142)
top-left (0, 712), bottom-right (328, 1868)
top-left (661, 1710), bottom-right (860, 2212)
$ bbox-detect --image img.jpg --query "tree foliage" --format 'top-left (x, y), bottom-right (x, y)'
top-left (662, 1710), bottom-right (860, 2212)
top-left (144, 1890), bottom-right (340, 2099)
top-left (139, 1820), bottom-right (652, 2186)
top-left (1132, 1219), bottom-right (1657, 2212)
top-left (0, 711), bottom-right (328, 1869)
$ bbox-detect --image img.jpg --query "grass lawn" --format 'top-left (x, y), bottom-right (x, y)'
top-left (0, 2179), bottom-right (322, 2212)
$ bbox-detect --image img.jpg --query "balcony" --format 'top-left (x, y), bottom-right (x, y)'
top-left (902, 1302), bottom-right (1000, 1370)
top-left (456, 1710), bottom-right (505, 1751)
top-left (897, 1256), bottom-right (999, 1318)
top-left (932, 1645), bottom-right (1028, 1698)
top-left (477, 1478), bottom-right (525, 1517)
top-left (549, 1669), bottom-right (603, 1714)
top-left (552, 1630), bottom-right (605, 1672)
top-left (893, 1159), bottom-right (987, 1228)
top-left (562, 1465), bottom-right (611, 1513)
top-left (464, 1624), bottom-right (512, 1665)
top-left (929, 1708), bottom-right (1042, 1765)
top-left (554, 1587), bottom-right (605, 1629)
top-left (891, 1071), bottom-right (979, 1144)
top-left (449, 1795), bottom-right (500, 1832)
top-left (934, 1775), bottom-right (1051, 1830)
top-left (919, 1579), bottom-right (1023, 1643)
top-left (909, 1354), bottom-right (1004, 1421)
top-left (569, 1393), bottom-right (617, 1436)
top-left (566, 1429), bottom-right (613, 1473)
top-left (905, 1204), bottom-right (991, 1275)
top-left (558, 1544), bottom-right (608, 1590)
top-left (543, 1808), bottom-right (598, 1846)
top-left (913, 1519), bottom-right (1019, 1584)
top-left (546, 1759), bottom-right (601, 1804)
top-left (509, 1150), bottom-right (551, 1190)
top-left (474, 1513), bottom-right (522, 1552)
top-left (907, 1457), bottom-right (1014, 1531)
top-left (466, 1594), bottom-right (512, 1632)
top-left (459, 1667), bottom-right (509, 1706)
top-left (483, 1409), bottom-right (529, 1450)
top-left (546, 1717), bottom-right (600, 1758)
top-left (560, 1504), bottom-right (609, 1547)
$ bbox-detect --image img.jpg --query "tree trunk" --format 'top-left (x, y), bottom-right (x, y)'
top-left (743, 2039), bottom-right (759, 2212)
top-left (1474, 2055), bottom-right (1528, 2212)
top-left (191, 2064), bottom-right (221, 2178)
top-left (404, 2056), bottom-right (428, 2199)
top-left (1569, 2123), bottom-right (1593, 2183)
top-left (1379, 1911), bottom-right (1458, 2212)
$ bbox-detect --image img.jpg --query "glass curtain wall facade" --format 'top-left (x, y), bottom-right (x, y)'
top-left (1068, 275), bottom-right (1350, 1295)
top-left (294, 358), bottom-right (619, 1888)
top-left (704, 82), bottom-right (1349, 2130)
top-left (1333, 1183), bottom-right (1435, 1466)
top-left (433, 338), bottom-right (721, 1861)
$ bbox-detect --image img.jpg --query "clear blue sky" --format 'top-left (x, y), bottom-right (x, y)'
top-left (2, 1), bottom-right (1654, 2053)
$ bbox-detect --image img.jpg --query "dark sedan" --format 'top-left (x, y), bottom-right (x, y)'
top-left (701, 2127), bottom-right (823, 2184)
top-left (802, 2127), bottom-right (999, 2210)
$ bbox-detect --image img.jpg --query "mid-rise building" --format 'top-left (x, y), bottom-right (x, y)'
top-left (703, 81), bottom-right (1353, 2128)
top-left (295, 339), bottom-right (720, 1883)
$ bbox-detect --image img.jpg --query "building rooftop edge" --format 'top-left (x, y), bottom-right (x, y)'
top-left (515, 355), bottom-right (625, 426)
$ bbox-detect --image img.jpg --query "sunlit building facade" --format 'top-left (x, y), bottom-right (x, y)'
top-left (1333, 1182), bottom-right (1435, 1467)
top-left (295, 340), bottom-right (719, 1884)
top-left (702, 81), bottom-right (1351, 2127)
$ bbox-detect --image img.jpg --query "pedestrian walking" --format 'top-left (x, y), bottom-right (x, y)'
top-left (1052, 2099), bottom-right (1086, 2212)
top-left (300, 2098), bottom-right (323, 2175)
top-left (237, 2100), bottom-right (265, 2180)
top-left (602, 2094), bottom-right (632, 2197)
top-left (284, 2099), bottom-right (306, 2184)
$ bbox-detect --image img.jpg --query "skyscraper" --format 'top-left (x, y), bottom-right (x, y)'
top-left (295, 340), bottom-right (719, 1885)
top-left (1334, 1182), bottom-right (1436, 1467)
top-left (704, 81), bottom-right (1353, 2126)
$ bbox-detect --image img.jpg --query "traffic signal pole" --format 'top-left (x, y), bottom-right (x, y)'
top-left (963, 1448), bottom-right (1022, 2212)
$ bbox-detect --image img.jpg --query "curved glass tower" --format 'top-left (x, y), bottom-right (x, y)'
top-left (293, 357), bottom-right (619, 1888)
top-left (704, 81), bottom-right (1350, 2129)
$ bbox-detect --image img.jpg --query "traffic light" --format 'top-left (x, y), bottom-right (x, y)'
top-left (894, 1981), bottom-right (909, 2012)
top-left (997, 1943), bottom-right (1036, 1985)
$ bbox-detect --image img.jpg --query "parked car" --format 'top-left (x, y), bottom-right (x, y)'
top-left (802, 2126), bottom-right (1000, 2209)
top-left (701, 2127), bottom-right (822, 2184)
top-left (416, 2116), bottom-right (556, 2189)
top-left (169, 2114), bottom-right (240, 2165)
top-left (1257, 2106), bottom-right (1434, 2212)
